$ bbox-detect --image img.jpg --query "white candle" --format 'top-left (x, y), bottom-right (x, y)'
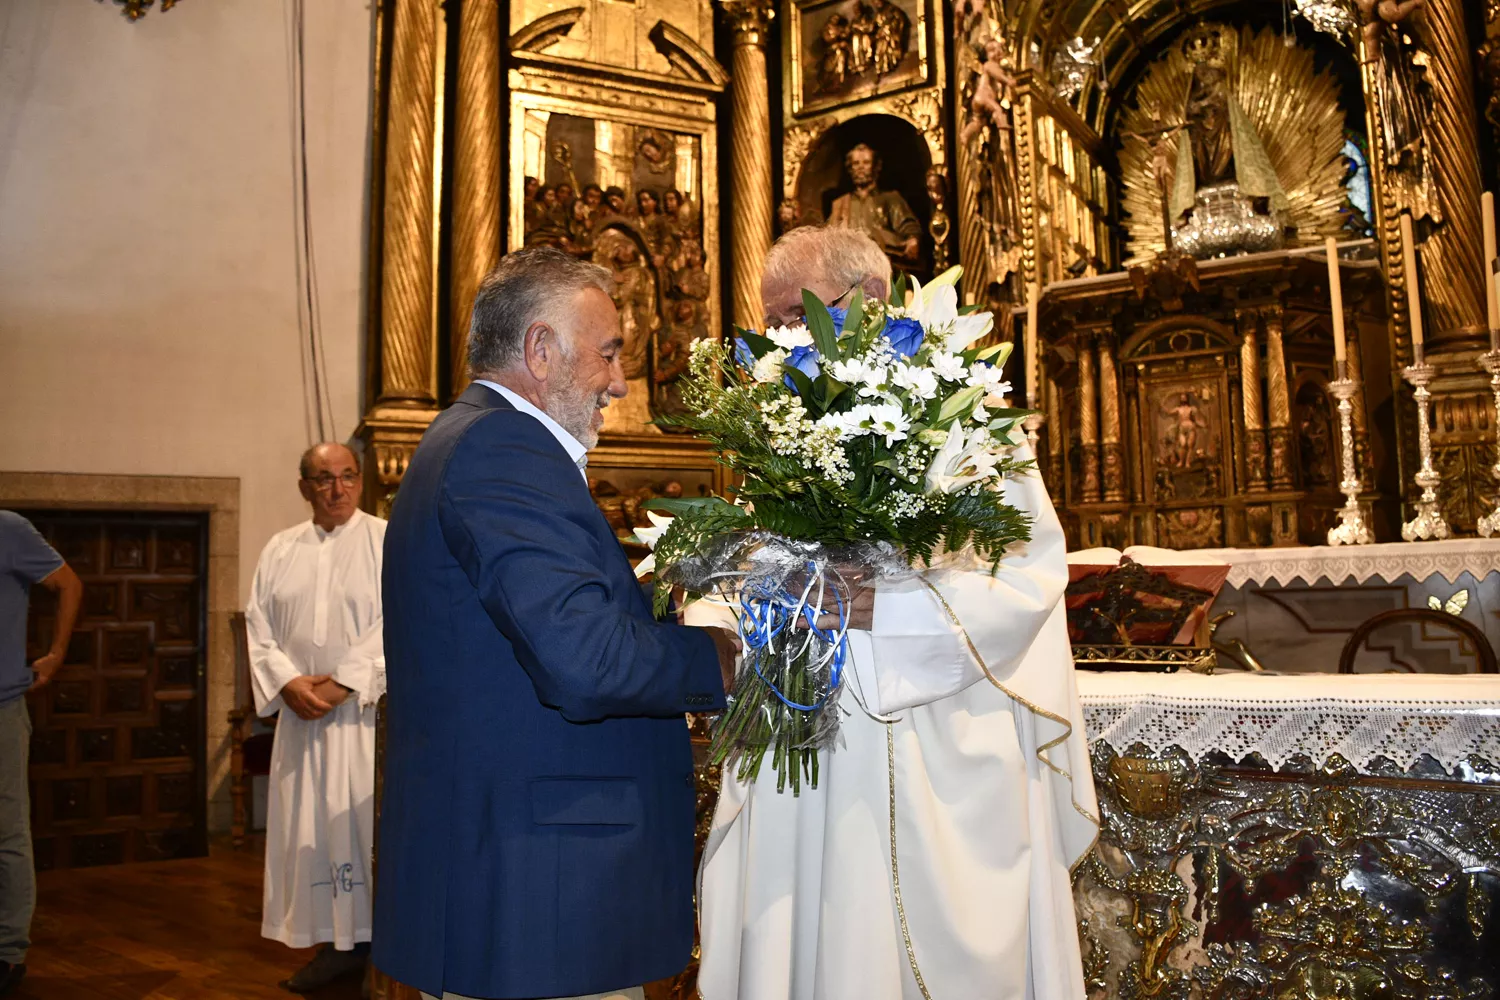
top-left (1326, 236), bottom-right (1346, 365)
top-left (1484, 192), bottom-right (1500, 340)
top-left (1400, 212), bottom-right (1424, 359)
top-left (1025, 282), bottom-right (1040, 406)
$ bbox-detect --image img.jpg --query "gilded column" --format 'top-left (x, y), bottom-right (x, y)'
top-left (1413, 0), bottom-right (1487, 347)
top-left (1343, 314), bottom-right (1375, 490)
top-left (1263, 309), bottom-right (1294, 490)
top-left (1045, 372), bottom-right (1065, 502)
top-left (377, 0), bottom-right (441, 406)
top-left (449, 0), bottom-right (502, 397)
top-left (1077, 335), bottom-right (1101, 502)
top-left (1097, 336), bottom-right (1124, 503)
top-left (1238, 310), bottom-right (1267, 492)
top-left (721, 0), bottom-right (775, 330)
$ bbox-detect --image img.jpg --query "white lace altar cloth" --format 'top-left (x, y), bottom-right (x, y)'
top-left (1188, 537), bottom-right (1500, 589)
top-left (1078, 670), bottom-right (1500, 772)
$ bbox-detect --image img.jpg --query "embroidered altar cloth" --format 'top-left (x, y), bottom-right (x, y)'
top-left (1189, 537), bottom-right (1500, 589)
top-left (1078, 670), bottom-right (1500, 772)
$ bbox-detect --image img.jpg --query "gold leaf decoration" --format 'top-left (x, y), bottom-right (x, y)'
top-left (1118, 24), bottom-right (1350, 262)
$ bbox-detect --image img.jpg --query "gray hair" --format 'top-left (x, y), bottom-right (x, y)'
top-left (466, 246), bottom-right (615, 375)
top-left (764, 224), bottom-right (893, 301)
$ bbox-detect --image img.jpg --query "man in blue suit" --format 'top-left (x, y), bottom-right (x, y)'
top-left (373, 246), bottom-right (739, 1000)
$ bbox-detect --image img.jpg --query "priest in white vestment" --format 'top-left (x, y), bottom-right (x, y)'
top-left (694, 228), bottom-right (1099, 1000)
top-left (246, 443), bottom-right (386, 994)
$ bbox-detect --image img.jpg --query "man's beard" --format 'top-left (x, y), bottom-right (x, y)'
top-left (543, 365), bottom-right (610, 451)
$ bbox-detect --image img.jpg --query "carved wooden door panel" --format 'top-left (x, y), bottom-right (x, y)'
top-left (23, 511), bottom-right (208, 869)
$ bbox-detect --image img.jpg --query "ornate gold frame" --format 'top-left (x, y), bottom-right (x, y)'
top-left (784, 0), bottom-right (933, 119)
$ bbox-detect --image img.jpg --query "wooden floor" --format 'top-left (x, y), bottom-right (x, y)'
top-left (15, 838), bottom-right (361, 1000)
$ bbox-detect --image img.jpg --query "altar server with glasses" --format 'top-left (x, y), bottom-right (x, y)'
top-left (246, 443), bottom-right (386, 994)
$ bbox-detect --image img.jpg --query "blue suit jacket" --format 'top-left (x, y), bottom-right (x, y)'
top-left (372, 383), bottom-right (726, 999)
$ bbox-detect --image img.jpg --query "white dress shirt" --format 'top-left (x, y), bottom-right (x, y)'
top-left (473, 379), bottom-right (589, 480)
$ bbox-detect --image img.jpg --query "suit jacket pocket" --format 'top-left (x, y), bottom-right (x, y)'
top-left (529, 777), bottom-right (642, 826)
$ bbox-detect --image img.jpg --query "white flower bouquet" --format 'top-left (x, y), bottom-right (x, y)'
top-left (636, 268), bottom-right (1033, 793)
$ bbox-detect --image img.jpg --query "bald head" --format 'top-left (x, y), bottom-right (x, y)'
top-left (298, 442), bottom-right (361, 530)
top-left (762, 225), bottom-right (892, 328)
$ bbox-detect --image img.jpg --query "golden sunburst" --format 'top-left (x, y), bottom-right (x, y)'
top-left (1119, 23), bottom-right (1351, 262)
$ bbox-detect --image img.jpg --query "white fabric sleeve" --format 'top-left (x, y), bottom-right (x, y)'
top-left (245, 542), bottom-right (302, 718)
top-left (854, 446), bottom-right (1068, 716)
top-left (331, 616), bottom-right (385, 709)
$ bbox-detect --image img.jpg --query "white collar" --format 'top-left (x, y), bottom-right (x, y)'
top-left (313, 508), bottom-right (362, 542)
top-left (473, 380), bottom-right (589, 477)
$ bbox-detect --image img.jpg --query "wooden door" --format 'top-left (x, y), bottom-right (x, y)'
top-left (23, 510), bottom-right (209, 869)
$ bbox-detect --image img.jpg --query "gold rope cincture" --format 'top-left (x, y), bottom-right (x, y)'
top-left (917, 578), bottom-right (1102, 869)
top-left (887, 721), bottom-right (936, 1000)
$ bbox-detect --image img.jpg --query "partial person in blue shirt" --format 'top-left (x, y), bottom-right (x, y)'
top-left (0, 510), bottom-right (83, 998)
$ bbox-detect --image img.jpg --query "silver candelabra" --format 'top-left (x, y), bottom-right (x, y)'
top-left (1478, 349), bottom-right (1500, 538)
top-left (1400, 360), bottom-right (1451, 541)
top-left (1326, 365), bottom-right (1372, 546)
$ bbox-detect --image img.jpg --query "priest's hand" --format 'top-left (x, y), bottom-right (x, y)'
top-left (706, 626), bottom-right (742, 696)
top-left (280, 674), bottom-right (335, 721)
top-left (797, 564), bottom-right (876, 632)
top-left (311, 678), bottom-right (352, 710)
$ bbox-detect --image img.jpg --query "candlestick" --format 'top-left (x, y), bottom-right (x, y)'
top-left (1021, 411), bottom-right (1045, 455)
top-left (1025, 282), bottom-right (1040, 407)
top-left (1326, 362), bottom-right (1372, 546)
top-left (1399, 360), bottom-right (1450, 541)
top-left (1484, 193), bottom-right (1499, 335)
top-left (1478, 349), bottom-right (1500, 538)
top-left (1326, 236), bottom-right (1346, 363)
top-left (1400, 212), bottom-right (1424, 362)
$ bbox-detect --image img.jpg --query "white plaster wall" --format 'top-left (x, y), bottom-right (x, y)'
top-left (0, 0), bottom-right (375, 602)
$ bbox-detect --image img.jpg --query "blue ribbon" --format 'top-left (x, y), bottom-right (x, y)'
top-left (736, 561), bottom-right (849, 712)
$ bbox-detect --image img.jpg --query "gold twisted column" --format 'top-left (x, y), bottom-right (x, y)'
top-left (1238, 310), bottom-right (1268, 492)
top-left (1098, 336), bottom-right (1125, 503)
top-left (722, 0), bottom-right (775, 330)
top-left (1077, 336), bottom-right (1101, 503)
top-left (449, 0), bottom-right (502, 398)
top-left (378, 0), bottom-right (441, 406)
top-left (1263, 309), bottom-right (1294, 490)
top-left (1415, 0), bottom-right (1487, 348)
top-left (1045, 371), bottom-right (1065, 502)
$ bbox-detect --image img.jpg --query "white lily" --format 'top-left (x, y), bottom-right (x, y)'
top-left (630, 510), bottom-right (674, 579)
top-left (924, 422), bottom-right (1002, 494)
top-left (948, 310), bottom-right (995, 352)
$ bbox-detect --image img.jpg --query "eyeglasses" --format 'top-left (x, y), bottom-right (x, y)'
top-left (304, 472), bottom-right (359, 492)
top-left (767, 282), bottom-right (861, 327)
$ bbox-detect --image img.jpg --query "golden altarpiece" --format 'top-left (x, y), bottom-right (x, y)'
top-left (355, 1), bottom-right (1500, 998)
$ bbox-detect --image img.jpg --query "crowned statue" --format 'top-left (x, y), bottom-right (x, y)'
top-left (1168, 24), bottom-right (1290, 257)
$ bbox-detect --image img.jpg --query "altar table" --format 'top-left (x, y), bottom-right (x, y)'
top-left (1072, 670), bottom-right (1500, 1000)
top-left (1194, 538), bottom-right (1500, 673)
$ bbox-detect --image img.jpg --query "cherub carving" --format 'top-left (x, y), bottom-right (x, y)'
top-left (1353, 0), bottom-right (1425, 63)
top-left (960, 37), bottom-right (1015, 147)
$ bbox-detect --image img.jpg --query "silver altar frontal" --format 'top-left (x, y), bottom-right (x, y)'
top-left (1072, 671), bottom-right (1500, 1000)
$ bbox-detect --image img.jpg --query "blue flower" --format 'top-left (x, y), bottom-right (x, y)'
top-left (734, 336), bottom-right (755, 370)
top-left (783, 344), bottom-right (821, 392)
top-left (881, 317), bottom-right (926, 359)
top-left (827, 305), bottom-right (848, 333)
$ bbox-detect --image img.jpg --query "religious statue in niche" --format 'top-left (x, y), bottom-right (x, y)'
top-left (797, 0), bottom-right (924, 113)
top-left (1295, 381), bottom-right (1338, 491)
top-left (1117, 23), bottom-right (1350, 262)
top-left (829, 143), bottom-right (922, 266)
top-left (1167, 24), bottom-right (1289, 257)
top-left (520, 112), bottom-right (712, 436)
top-left (1150, 383), bottom-right (1222, 501)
